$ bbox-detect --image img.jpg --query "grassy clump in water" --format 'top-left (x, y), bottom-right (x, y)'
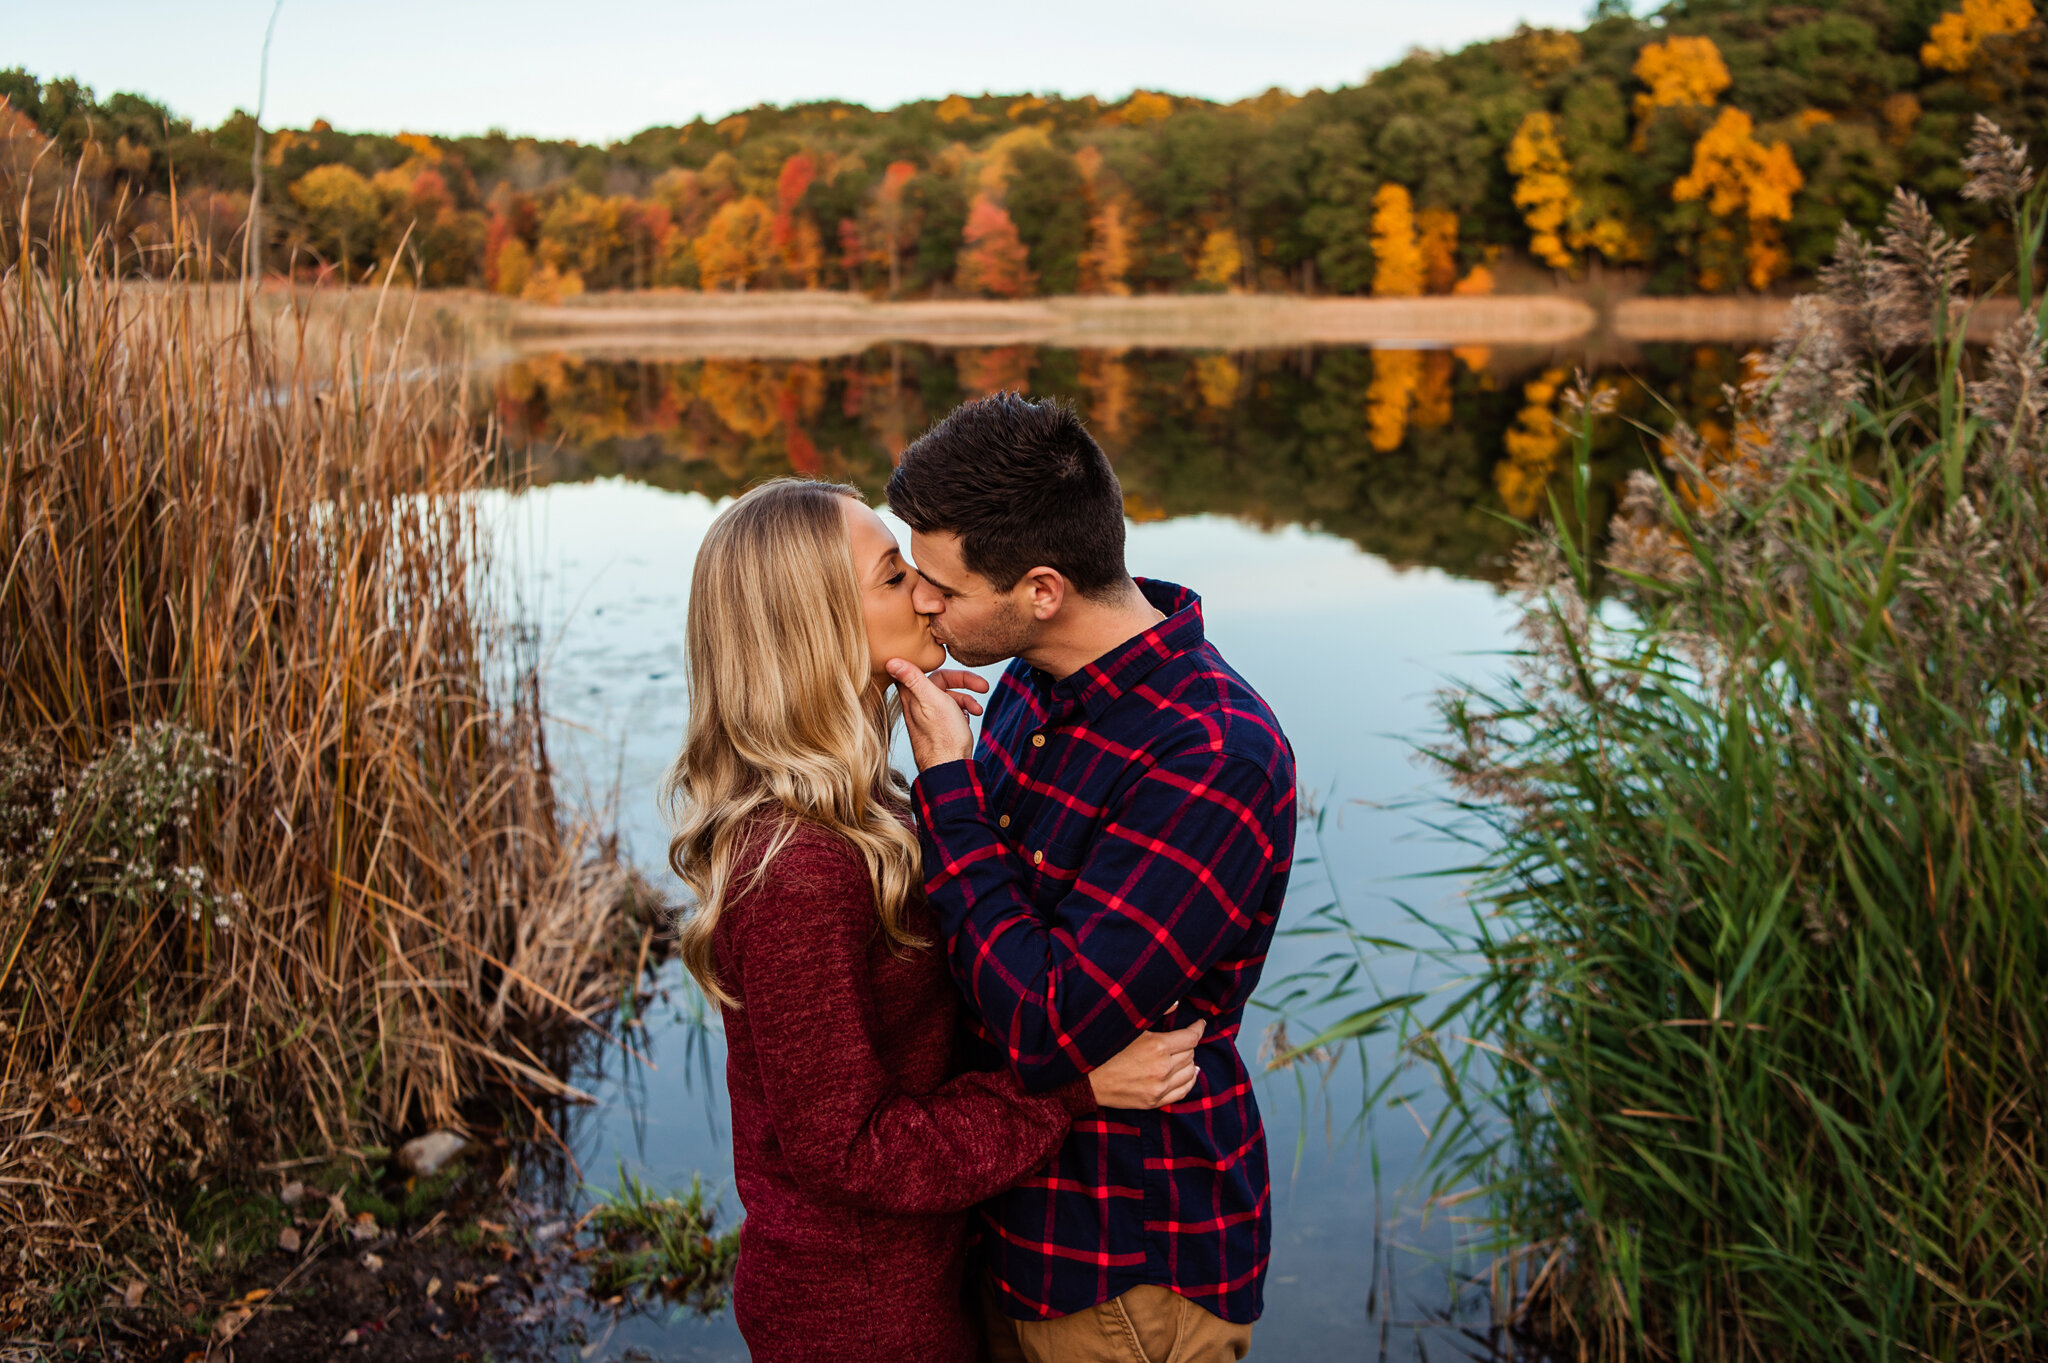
top-left (584, 1165), bottom-right (741, 1312)
top-left (1424, 121), bottom-right (2048, 1361)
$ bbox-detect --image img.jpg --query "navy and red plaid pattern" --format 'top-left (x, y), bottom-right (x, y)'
top-left (912, 579), bottom-right (1295, 1326)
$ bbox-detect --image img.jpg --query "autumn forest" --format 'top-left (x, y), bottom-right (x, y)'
top-left (6, 0), bottom-right (2048, 303)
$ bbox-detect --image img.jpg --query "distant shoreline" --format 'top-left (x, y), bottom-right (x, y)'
top-left (506, 290), bottom-right (2022, 355)
top-left (208, 285), bottom-right (2024, 361)
top-left (507, 291), bottom-right (1599, 355)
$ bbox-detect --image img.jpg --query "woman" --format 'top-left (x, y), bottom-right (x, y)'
top-left (664, 478), bottom-right (1202, 1362)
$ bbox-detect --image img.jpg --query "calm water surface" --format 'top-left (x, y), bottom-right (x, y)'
top-left (489, 340), bottom-right (1727, 1359)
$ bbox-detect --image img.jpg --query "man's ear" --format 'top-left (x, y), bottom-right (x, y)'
top-left (1021, 566), bottom-right (1067, 622)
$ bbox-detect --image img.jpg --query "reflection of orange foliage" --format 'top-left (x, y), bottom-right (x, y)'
top-left (1192, 353), bottom-right (1240, 410)
top-left (1417, 208), bottom-right (1459, 294)
top-left (1453, 345), bottom-right (1493, 378)
top-left (1080, 350), bottom-right (1135, 441)
top-left (781, 391), bottom-right (822, 473)
top-left (697, 360), bottom-right (824, 440)
top-left (1123, 492), bottom-right (1169, 522)
top-left (699, 360), bottom-right (781, 437)
top-left (1367, 348), bottom-right (1422, 452)
top-left (1413, 350), bottom-right (1454, 429)
top-left (1496, 366), bottom-right (1569, 518)
top-left (957, 346), bottom-right (1033, 397)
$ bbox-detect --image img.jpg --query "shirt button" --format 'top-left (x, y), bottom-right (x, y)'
top-left (1033, 850), bottom-right (1044, 865)
top-left (998, 814), bottom-right (1010, 828)
top-left (1031, 734), bottom-right (1046, 748)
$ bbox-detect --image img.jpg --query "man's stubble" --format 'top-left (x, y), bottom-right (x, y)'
top-left (934, 593), bottom-right (1036, 670)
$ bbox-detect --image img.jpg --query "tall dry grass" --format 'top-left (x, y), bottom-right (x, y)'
top-left (0, 193), bottom-right (626, 1313)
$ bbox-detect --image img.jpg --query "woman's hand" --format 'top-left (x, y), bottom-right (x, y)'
top-left (1087, 1017), bottom-right (1207, 1109)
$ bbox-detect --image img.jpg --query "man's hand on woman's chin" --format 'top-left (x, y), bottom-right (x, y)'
top-left (885, 660), bottom-right (986, 771)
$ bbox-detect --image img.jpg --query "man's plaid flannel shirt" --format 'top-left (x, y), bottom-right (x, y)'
top-left (912, 579), bottom-right (1295, 1325)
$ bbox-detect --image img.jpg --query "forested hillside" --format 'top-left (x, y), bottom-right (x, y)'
top-left (5, 0), bottom-right (2043, 298)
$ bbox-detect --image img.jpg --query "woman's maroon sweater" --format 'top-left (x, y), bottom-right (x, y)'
top-left (713, 816), bottom-right (1095, 1363)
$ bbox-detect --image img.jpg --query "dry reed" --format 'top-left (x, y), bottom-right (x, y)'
top-left (0, 188), bottom-right (627, 1319)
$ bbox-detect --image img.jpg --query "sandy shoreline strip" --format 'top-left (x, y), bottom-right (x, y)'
top-left (509, 292), bottom-right (1601, 355)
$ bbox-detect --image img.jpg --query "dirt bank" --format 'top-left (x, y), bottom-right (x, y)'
top-left (1613, 295), bottom-right (2024, 342)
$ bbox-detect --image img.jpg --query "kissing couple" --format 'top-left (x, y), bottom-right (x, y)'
top-left (664, 393), bottom-right (1296, 1363)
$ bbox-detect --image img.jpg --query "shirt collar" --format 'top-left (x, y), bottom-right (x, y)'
top-left (1045, 579), bottom-right (1205, 722)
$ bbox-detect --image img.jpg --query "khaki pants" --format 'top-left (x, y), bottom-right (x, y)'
top-left (981, 1273), bottom-right (1253, 1363)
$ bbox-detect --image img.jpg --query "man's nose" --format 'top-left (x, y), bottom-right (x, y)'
top-left (910, 573), bottom-right (944, 615)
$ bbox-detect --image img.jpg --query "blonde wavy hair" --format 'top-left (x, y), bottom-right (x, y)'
top-left (663, 478), bottom-right (924, 1006)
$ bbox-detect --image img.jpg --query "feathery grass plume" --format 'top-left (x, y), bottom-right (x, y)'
top-left (1962, 112), bottom-right (2035, 208)
top-left (0, 179), bottom-right (629, 1316)
top-left (1969, 315), bottom-right (2048, 470)
top-left (1411, 125), bottom-right (2048, 1362)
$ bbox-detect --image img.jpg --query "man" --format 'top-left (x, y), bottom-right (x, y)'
top-left (884, 393), bottom-right (1296, 1363)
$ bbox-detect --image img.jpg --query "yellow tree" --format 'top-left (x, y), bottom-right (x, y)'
top-left (696, 196), bottom-right (775, 291)
top-left (1370, 184), bottom-right (1425, 296)
top-left (1632, 35), bottom-right (1732, 123)
top-left (1417, 207), bottom-right (1459, 294)
top-left (290, 163), bottom-right (379, 273)
top-left (1923, 0), bottom-right (2035, 70)
top-left (1507, 113), bottom-right (1578, 269)
top-left (1080, 198), bottom-right (1132, 295)
top-left (1672, 108), bottom-right (1805, 289)
top-left (1194, 227), bottom-right (1242, 290)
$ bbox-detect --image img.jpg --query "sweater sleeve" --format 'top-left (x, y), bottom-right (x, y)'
top-left (727, 829), bottom-right (1094, 1217)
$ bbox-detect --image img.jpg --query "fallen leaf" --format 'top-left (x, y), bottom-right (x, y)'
top-left (214, 1307), bottom-right (253, 1339)
top-left (327, 1192), bottom-right (349, 1222)
top-left (119, 1280), bottom-right (145, 1309)
top-left (64, 1096), bottom-right (82, 1116)
top-left (278, 1227), bottom-right (301, 1254)
top-left (359, 1252), bottom-right (384, 1273)
top-left (475, 1218), bottom-right (509, 1234)
top-left (339, 1329), bottom-right (359, 1346)
top-left (240, 1288), bottom-right (270, 1304)
top-left (425, 1277), bottom-right (441, 1299)
top-left (349, 1211), bottom-right (379, 1241)
top-left (279, 1180), bottom-right (305, 1206)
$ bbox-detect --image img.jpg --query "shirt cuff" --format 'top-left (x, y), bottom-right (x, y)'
top-left (911, 757), bottom-right (987, 833)
top-left (1051, 1076), bottom-right (1097, 1117)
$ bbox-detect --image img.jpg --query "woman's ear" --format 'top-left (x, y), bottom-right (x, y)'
top-left (1023, 566), bottom-right (1067, 622)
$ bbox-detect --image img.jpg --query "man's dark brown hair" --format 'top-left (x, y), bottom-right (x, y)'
top-left (885, 392), bottom-right (1128, 599)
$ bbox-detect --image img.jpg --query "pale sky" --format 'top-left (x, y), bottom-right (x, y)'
top-left (6, 0), bottom-right (1599, 144)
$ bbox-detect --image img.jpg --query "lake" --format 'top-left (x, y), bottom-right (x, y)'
top-left (488, 338), bottom-right (1734, 1360)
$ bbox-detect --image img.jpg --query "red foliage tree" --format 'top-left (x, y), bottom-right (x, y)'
top-left (955, 193), bottom-right (1035, 298)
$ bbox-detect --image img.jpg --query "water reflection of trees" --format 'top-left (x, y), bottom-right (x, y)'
top-left (490, 343), bottom-right (1742, 581)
